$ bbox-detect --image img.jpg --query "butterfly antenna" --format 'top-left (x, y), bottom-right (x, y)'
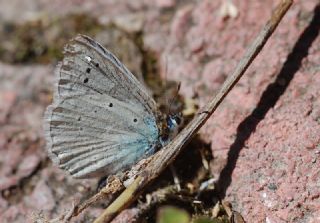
top-left (163, 56), bottom-right (170, 116)
top-left (162, 57), bottom-right (181, 116)
top-left (168, 82), bottom-right (181, 115)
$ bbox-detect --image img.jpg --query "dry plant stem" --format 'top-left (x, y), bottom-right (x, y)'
top-left (91, 1), bottom-right (293, 222)
top-left (68, 177), bottom-right (125, 219)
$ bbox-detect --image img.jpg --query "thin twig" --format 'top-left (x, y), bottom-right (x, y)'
top-left (63, 1), bottom-right (293, 222)
top-left (68, 176), bottom-right (124, 219)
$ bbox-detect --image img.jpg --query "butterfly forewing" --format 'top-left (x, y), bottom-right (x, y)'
top-left (44, 35), bottom-right (161, 178)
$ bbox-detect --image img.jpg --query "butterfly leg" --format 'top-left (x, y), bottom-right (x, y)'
top-left (169, 164), bottom-right (181, 191)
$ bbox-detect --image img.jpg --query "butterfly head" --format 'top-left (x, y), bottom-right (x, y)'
top-left (159, 113), bottom-right (182, 146)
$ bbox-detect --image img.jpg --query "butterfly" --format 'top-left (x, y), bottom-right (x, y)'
top-left (44, 35), bottom-right (181, 178)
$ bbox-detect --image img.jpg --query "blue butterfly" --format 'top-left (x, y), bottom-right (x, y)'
top-left (44, 35), bottom-right (180, 178)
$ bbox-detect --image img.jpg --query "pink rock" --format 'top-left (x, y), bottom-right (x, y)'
top-left (24, 180), bottom-right (55, 211)
top-left (1, 206), bottom-right (20, 222)
top-left (202, 59), bottom-right (226, 88)
top-left (2, 141), bottom-right (23, 176)
top-left (0, 196), bottom-right (8, 212)
top-left (170, 5), bottom-right (193, 44)
top-left (156, 0), bottom-right (175, 8)
top-left (0, 91), bottom-right (16, 124)
top-left (160, 1), bottom-right (320, 222)
top-left (0, 176), bottom-right (19, 191)
top-left (17, 154), bottom-right (41, 178)
top-left (0, 203), bottom-right (29, 222)
top-left (111, 208), bottom-right (139, 223)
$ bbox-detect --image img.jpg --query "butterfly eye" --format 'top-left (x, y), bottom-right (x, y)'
top-left (109, 103), bottom-right (113, 107)
top-left (133, 118), bottom-right (138, 123)
top-left (86, 68), bottom-right (91, 73)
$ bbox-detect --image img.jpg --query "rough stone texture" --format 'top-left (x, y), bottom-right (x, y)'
top-left (0, 0), bottom-right (319, 222)
top-left (158, 1), bottom-right (320, 222)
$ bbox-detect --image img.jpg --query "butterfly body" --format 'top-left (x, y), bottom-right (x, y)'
top-left (44, 35), bottom-right (178, 178)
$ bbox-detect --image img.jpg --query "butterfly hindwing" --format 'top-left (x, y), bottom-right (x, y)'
top-left (44, 35), bottom-right (161, 178)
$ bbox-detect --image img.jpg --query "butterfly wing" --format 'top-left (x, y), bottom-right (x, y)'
top-left (44, 35), bottom-right (161, 178)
